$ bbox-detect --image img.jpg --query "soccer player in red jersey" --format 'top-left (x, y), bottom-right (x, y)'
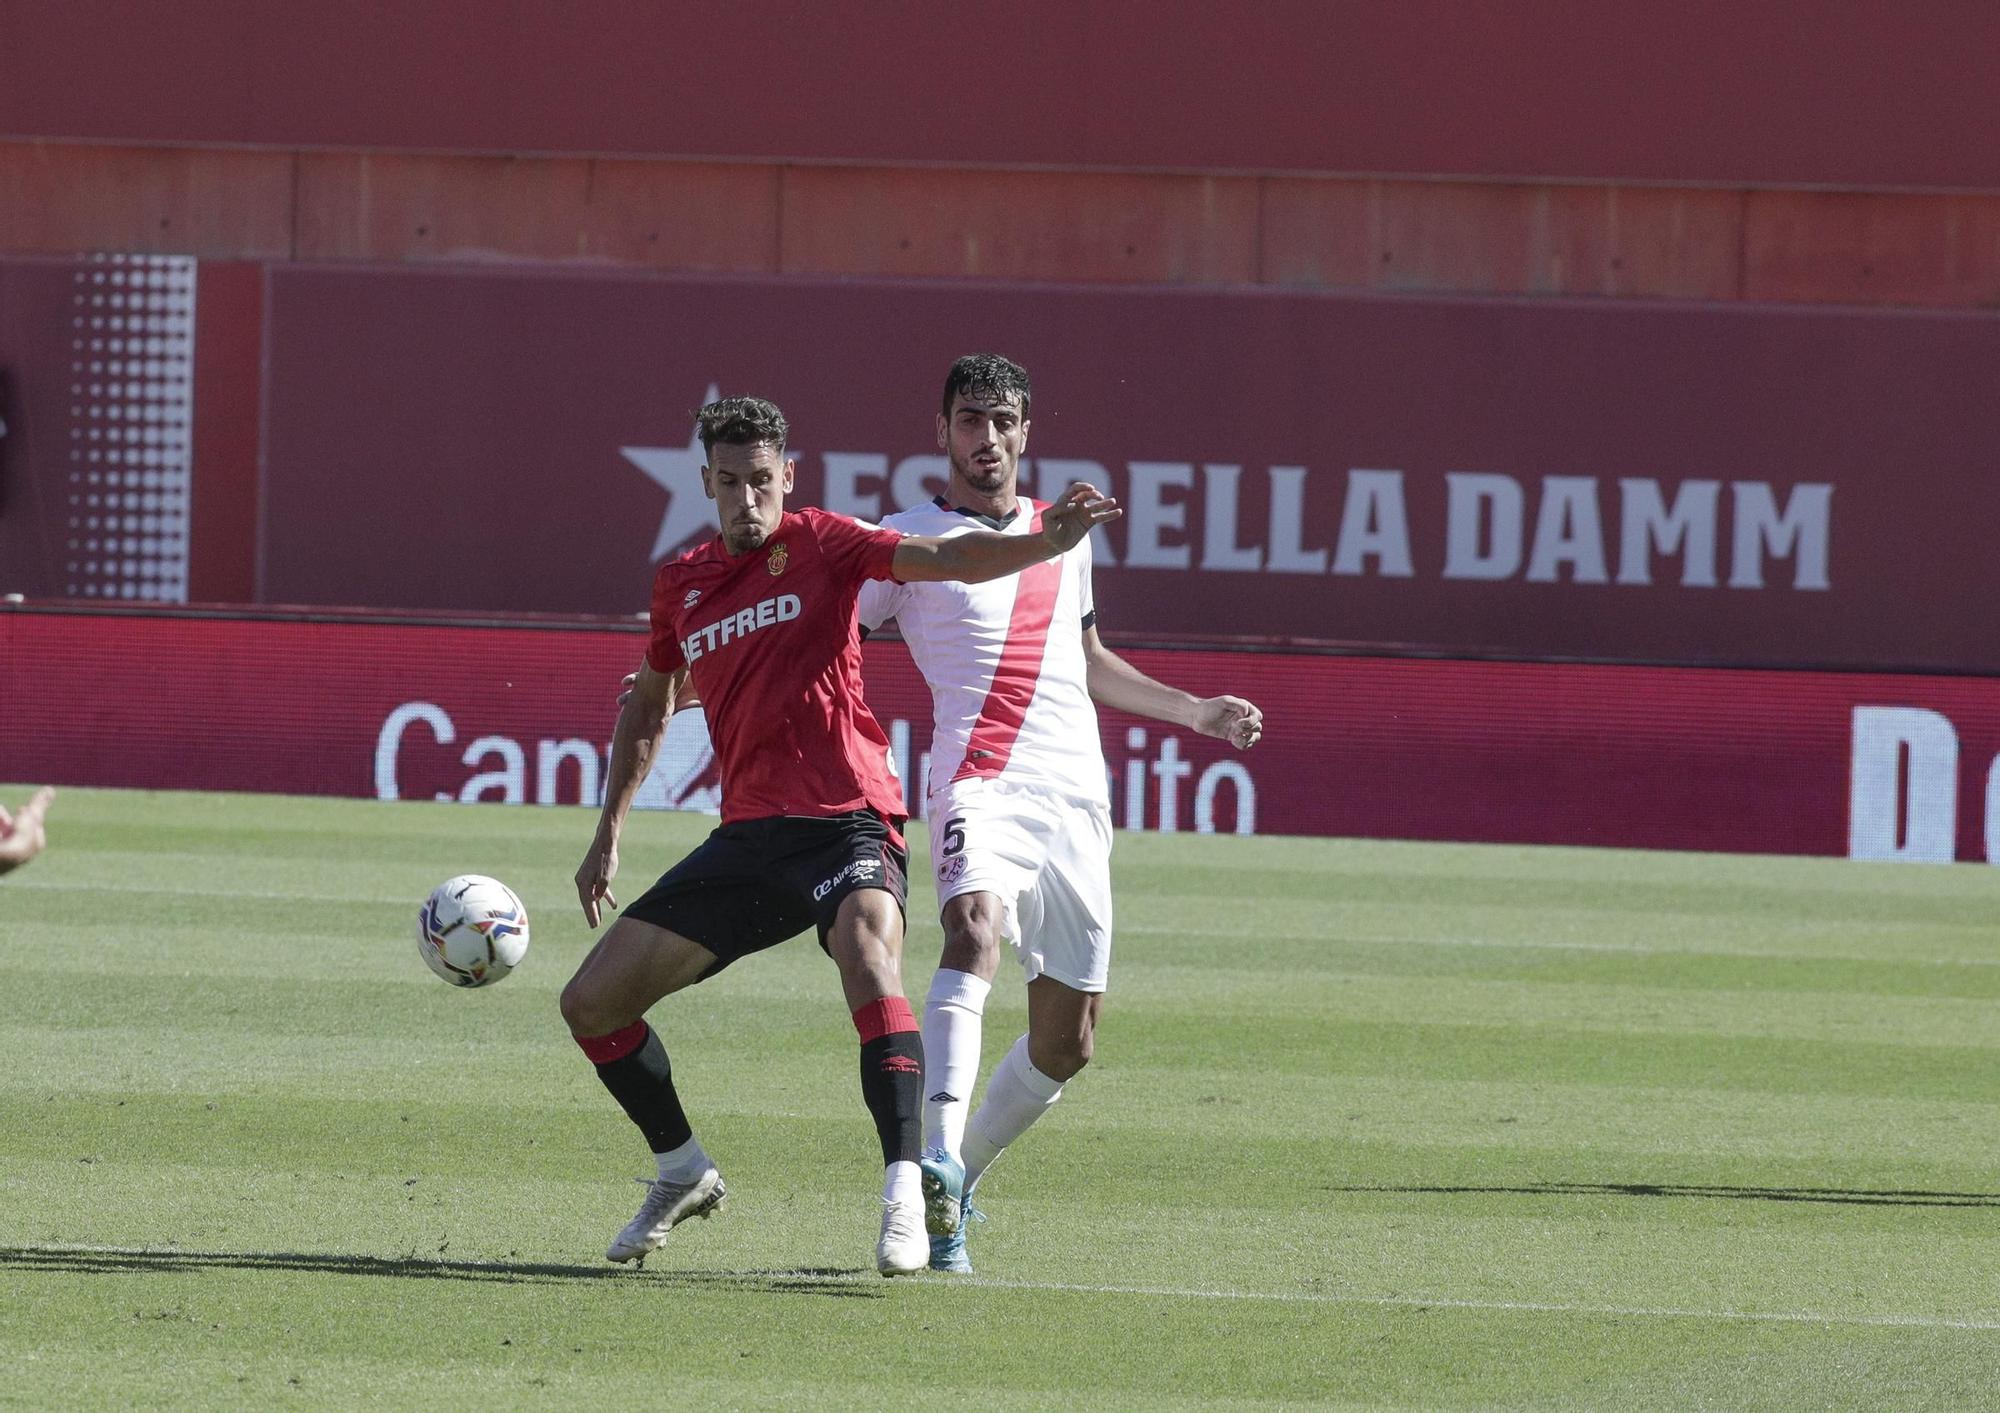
top-left (559, 396), bottom-right (1118, 1275)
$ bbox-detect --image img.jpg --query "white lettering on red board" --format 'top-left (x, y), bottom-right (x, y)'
top-left (815, 457), bottom-right (1831, 589)
top-left (1848, 705), bottom-right (2000, 863)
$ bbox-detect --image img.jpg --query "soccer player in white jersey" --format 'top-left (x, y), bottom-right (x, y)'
top-left (855, 354), bottom-right (1264, 1271)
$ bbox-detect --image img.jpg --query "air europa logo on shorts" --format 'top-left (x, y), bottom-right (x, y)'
top-left (813, 855), bottom-right (881, 901)
top-left (680, 593), bottom-right (802, 663)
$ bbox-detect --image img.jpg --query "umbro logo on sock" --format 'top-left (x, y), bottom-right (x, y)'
top-left (928, 1091), bottom-right (958, 1104)
top-left (880, 1055), bottom-right (922, 1074)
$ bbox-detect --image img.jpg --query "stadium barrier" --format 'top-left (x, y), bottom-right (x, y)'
top-left (244, 266), bottom-right (1997, 673)
top-left (8, 253), bottom-right (2000, 679)
top-left (6, 0), bottom-right (1995, 189)
top-left (7, 255), bottom-right (2000, 672)
top-left (6, 605), bottom-right (1999, 862)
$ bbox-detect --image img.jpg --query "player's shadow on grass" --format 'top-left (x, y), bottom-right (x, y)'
top-left (0, 1246), bottom-right (885, 1297)
top-left (1324, 1182), bottom-right (2000, 1209)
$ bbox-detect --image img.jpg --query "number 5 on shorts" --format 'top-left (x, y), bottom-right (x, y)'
top-left (941, 817), bottom-right (967, 857)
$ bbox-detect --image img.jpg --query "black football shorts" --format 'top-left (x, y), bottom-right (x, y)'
top-left (623, 810), bottom-right (908, 979)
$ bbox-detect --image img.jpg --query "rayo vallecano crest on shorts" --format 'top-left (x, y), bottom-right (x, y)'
top-left (767, 542), bottom-right (789, 576)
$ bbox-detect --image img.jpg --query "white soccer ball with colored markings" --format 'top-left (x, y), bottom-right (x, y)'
top-left (418, 875), bottom-right (530, 987)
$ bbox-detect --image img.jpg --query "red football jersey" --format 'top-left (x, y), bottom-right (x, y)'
top-left (647, 507), bottom-right (906, 824)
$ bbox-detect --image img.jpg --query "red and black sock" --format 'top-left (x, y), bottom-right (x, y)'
top-left (574, 1021), bottom-right (693, 1154)
top-left (853, 997), bottom-right (924, 1166)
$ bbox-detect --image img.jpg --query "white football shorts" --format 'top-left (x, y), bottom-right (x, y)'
top-left (927, 774), bottom-right (1114, 993)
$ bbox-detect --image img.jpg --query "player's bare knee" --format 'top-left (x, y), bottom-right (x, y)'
top-left (833, 901), bottom-right (900, 965)
top-left (939, 925), bottom-right (1001, 976)
top-left (940, 893), bottom-right (1005, 973)
top-left (834, 939), bottom-right (899, 987)
top-left (829, 890), bottom-right (906, 992)
top-left (558, 977), bottom-right (615, 1038)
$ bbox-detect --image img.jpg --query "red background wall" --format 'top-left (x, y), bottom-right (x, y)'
top-left (5, 0), bottom-right (1998, 190)
top-left (4, 4), bottom-right (2000, 311)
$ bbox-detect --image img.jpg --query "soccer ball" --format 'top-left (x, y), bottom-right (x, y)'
top-left (417, 875), bottom-right (530, 987)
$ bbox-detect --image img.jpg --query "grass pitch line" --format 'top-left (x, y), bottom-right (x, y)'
top-left (954, 1276), bottom-right (2000, 1332)
top-left (6, 877), bottom-right (409, 904)
top-left (23, 880), bottom-right (2000, 969)
top-left (1128, 925), bottom-right (2000, 967)
top-left (26, 1246), bottom-right (1997, 1332)
top-left (1368, 934), bottom-right (2000, 968)
top-left (1361, 933), bottom-right (2000, 963)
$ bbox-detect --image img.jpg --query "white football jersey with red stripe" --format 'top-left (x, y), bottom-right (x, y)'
top-left (857, 497), bottom-right (1108, 806)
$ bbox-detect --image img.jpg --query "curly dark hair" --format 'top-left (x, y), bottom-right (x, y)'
top-left (941, 354), bottom-right (1031, 419)
top-left (695, 396), bottom-right (789, 455)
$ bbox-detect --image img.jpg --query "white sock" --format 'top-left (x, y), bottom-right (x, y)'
top-left (922, 968), bottom-right (992, 1158)
top-left (883, 1159), bottom-right (921, 1207)
top-left (961, 1034), bottom-right (1064, 1191)
top-left (654, 1136), bottom-right (712, 1184)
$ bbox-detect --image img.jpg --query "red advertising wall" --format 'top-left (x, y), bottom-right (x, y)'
top-left (256, 265), bottom-right (2000, 672)
top-left (4, 1), bottom-right (1998, 191)
top-left (7, 607), bottom-right (1999, 862)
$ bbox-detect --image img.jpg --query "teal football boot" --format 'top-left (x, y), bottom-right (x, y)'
top-left (919, 1147), bottom-right (965, 1236)
top-left (929, 1190), bottom-right (982, 1273)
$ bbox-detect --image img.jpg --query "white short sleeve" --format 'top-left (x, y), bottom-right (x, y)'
top-left (1076, 526), bottom-right (1097, 623)
top-left (857, 575), bottom-right (911, 633)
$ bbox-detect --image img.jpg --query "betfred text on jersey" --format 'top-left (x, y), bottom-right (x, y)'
top-left (680, 593), bottom-right (801, 664)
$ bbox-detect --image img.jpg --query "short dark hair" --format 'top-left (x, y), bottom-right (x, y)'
top-left (941, 354), bottom-right (1031, 419)
top-left (695, 396), bottom-right (789, 456)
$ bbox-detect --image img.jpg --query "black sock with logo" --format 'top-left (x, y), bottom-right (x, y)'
top-left (853, 996), bottom-right (925, 1166)
top-left (858, 1031), bottom-right (926, 1166)
top-left (577, 1021), bottom-right (693, 1153)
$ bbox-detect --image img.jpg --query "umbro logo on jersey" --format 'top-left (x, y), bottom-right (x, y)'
top-left (680, 592), bottom-right (802, 663)
top-left (767, 542), bottom-right (789, 575)
top-left (812, 855), bottom-right (882, 902)
top-left (683, 588), bottom-right (702, 608)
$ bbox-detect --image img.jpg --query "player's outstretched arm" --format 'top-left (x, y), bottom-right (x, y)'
top-left (1082, 628), bottom-right (1264, 749)
top-left (0, 786), bottom-right (55, 876)
top-left (576, 662), bottom-right (682, 926)
top-left (616, 670), bottom-right (702, 714)
top-left (891, 481), bottom-right (1121, 584)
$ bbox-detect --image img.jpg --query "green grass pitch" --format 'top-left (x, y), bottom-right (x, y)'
top-left (1, 786), bottom-right (1996, 1409)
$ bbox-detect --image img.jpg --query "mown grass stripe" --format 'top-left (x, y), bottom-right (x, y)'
top-left (18, 1245), bottom-right (2000, 1333)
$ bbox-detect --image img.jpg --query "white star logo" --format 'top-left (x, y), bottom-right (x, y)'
top-left (621, 384), bottom-right (720, 563)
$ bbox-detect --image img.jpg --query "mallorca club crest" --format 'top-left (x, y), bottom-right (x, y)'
top-left (767, 542), bottom-right (789, 576)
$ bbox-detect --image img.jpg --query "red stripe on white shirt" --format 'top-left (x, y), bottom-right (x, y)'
top-left (952, 503), bottom-right (1060, 782)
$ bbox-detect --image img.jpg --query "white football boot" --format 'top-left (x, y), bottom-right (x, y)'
top-left (876, 1194), bottom-right (928, 1276)
top-left (606, 1168), bottom-right (725, 1265)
